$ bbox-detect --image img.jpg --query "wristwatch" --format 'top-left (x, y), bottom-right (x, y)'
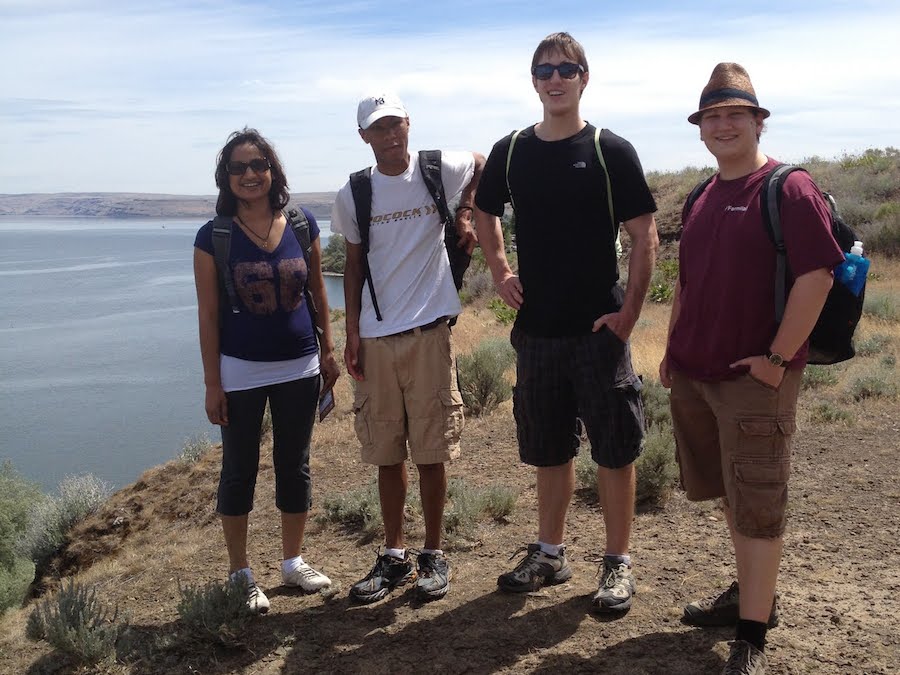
top-left (766, 350), bottom-right (787, 367)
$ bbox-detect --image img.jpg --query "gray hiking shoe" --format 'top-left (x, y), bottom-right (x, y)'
top-left (722, 640), bottom-right (768, 674)
top-left (349, 550), bottom-right (416, 604)
top-left (590, 557), bottom-right (636, 613)
top-left (684, 582), bottom-right (780, 628)
top-left (497, 544), bottom-right (572, 593)
top-left (415, 552), bottom-right (451, 600)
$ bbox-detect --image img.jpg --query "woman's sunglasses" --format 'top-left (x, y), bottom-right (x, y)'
top-left (532, 62), bottom-right (585, 80)
top-left (226, 158), bottom-right (271, 176)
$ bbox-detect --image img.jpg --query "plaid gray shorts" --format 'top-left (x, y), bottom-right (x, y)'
top-left (510, 325), bottom-right (645, 468)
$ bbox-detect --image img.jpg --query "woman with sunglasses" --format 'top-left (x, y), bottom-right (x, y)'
top-left (193, 128), bottom-right (339, 613)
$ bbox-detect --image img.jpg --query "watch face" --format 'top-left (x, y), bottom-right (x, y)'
top-left (768, 353), bottom-right (785, 367)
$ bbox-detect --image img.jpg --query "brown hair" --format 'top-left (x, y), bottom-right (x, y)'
top-left (214, 128), bottom-right (290, 216)
top-left (531, 32), bottom-right (588, 73)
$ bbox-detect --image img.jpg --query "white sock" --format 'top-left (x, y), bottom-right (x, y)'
top-left (384, 547), bottom-right (406, 560)
top-left (230, 567), bottom-right (254, 583)
top-left (538, 541), bottom-right (562, 556)
top-left (420, 548), bottom-right (443, 556)
top-left (282, 555), bottom-right (305, 574)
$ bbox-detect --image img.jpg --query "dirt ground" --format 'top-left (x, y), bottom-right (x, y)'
top-left (2, 287), bottom-right (899, 674)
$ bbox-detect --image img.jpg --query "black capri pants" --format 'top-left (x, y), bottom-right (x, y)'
top-left (217, 374), bottom-right (319, 516)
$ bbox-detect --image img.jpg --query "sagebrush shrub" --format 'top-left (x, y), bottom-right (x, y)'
top-left (640, 379), bottom-right (672, 429)
top-left (318, 482), bottom-right (383, 534)
top-left (809, 402), bottom-right (855, 425)
top-left (458, 337), bottom-right (515, 416)
top-left (802, 365), bottom-right (839, 390)
top-left (26, 580), bottom-right (126, 665)
top-left (177, 576), bottom-right (252, 646)
top-left (445, 478), bottom-right (517, 538)
top-left (0, 557), bottom-right (35, 614)
top-left (863, 292), bottom-right (899, 322)
top-left (634, 426), bottom-right (679, 506)
top-left (179, 433), bottom-right (213, 463)
top-left (487, 297), bottom-right (517, 326)
top-left (856, 333), bottom-right (892, 357)
top-left (21, 474), bottom-right (111, 570)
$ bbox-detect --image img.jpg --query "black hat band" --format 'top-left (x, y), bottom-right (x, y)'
top-left (699, 87), bottom-right (759, 107)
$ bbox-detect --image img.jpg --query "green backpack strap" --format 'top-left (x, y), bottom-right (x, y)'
top-left (506, 127), bottom-right (622, 259)
top-left (593, 127), bottom-right (623, 260)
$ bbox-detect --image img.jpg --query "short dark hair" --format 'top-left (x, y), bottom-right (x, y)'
top-left (531, 32), bottom-right (588, 74)
top-left (214, 128), bottom-right (290, 216)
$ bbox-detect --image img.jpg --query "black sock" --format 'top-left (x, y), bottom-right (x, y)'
top-left (736, 619), bottom-right (767, 651)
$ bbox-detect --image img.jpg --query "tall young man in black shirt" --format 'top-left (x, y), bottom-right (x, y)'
top-left (474, 32), bottom-right (658, 613)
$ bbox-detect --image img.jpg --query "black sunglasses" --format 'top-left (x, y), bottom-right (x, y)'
top-left (226, 158), bottom-right (271, 176)
top-left (532, 62), bottom-right (584, 80)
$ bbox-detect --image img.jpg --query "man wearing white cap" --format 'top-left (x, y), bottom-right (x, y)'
top-left (331, 92), bottom-right (484, 604)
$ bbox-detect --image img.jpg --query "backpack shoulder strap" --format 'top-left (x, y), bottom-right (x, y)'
top-left (593, 127), bottom-right (623, 259)
top-left (760, 164), bottom-right (806, 323)
top-left (504, 129), bottom-right (522, 212)
top-left (284, 206), bottom-right (323, 343)
top-left (211, 216), bottom-right (240, 314)
top-left (418, 150), bottom-right (451, 226)
top-left (684, 174), bottom-right (716, 219)
top-left (347, 167), bottom-right (382, 321)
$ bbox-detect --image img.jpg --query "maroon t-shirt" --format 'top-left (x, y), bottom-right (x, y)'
top-left (668, 158), bottom-right (844, 381)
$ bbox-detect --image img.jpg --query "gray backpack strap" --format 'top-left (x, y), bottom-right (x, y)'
top-left (504, 129), bottom-right (522, 213)
top-left (760, 164), bottom-right (803, 323)
top-left (285, 207), bottom-right (321, 344)
top-left (348, 167), bottom-right (382, 321)
top-left (211, 216), bottom-right (240, 314)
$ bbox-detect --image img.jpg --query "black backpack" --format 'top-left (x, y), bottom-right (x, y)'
top-left (684, 164), bottom-right (864, 365)
top-left (348, 149), bottom-right (471, 322)
top-left (210, 207), bottom-right (322, 344)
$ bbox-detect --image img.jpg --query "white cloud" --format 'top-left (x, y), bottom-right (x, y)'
top-left (1, 1), bottom-right (898, 193)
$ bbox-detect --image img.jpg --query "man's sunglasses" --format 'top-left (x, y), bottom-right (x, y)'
top-left (226, 158), bottom-right (271, 176)
top-left (532, 62), bottom-right (585, 80)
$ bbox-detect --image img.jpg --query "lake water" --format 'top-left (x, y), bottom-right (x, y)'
top-left (0, 216), bottom-right (342, 491)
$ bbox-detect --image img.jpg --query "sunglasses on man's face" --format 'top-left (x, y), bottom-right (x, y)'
top-left (226, 158), bottom-right (270, 176)
top-left (532, 62), bottom-right (584, 80)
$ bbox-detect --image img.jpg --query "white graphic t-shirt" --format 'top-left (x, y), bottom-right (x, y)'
top-left (331, 150), bottom-right (475, 338)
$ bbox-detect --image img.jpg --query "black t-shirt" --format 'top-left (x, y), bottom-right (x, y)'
top-left (475, 124), bottom-right (657, 337)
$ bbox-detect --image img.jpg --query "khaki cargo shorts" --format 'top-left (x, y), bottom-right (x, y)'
top-left (670, 368), bottom-right (803, 539)
top-left (352, 322), bottom-right (464, 466)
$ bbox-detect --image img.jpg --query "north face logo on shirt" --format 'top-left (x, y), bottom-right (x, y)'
top-left (572, 161), bottom-right (587, 169)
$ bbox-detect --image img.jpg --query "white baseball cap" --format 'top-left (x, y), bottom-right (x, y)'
top-left (357, 92), bottom-right (408, 130)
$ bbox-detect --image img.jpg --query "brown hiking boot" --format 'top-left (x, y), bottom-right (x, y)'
top-left (683, 581), bottom-right (779, 628)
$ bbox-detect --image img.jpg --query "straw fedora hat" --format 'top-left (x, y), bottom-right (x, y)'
top-left (688, 62), bottom-right (770, 125)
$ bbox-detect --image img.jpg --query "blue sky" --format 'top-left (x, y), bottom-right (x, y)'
top-left (1, 0), bottom-right (897, 195)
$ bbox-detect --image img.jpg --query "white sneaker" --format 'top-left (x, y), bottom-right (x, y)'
top-left (247, 582), bottom-right (270, 614)
top-left (282, 562), bottom-right (332, 592)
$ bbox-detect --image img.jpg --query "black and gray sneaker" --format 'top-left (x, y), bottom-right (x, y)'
top-left (683, 582), bottom-right (780, 628)
top-left (722, 640), bottom-right (768, 675)
top-left (415, 552), bottom-right (451, 600)
top-left (590, 557), bottom-right (636, 613)
top-left (349, 550), bottom-right (416, 604)
top-left (497, 544), bottom-right (572, 593)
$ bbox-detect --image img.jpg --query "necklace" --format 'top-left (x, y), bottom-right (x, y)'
top-left (237, 213), bottom-right (276, 249)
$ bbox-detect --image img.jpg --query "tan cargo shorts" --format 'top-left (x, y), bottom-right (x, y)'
top-left (352, 321), bottom-right (464, 466)
top-left (670, 368), bottom-right (803, 539)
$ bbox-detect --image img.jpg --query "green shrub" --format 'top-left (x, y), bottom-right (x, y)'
top-left (809, 402), bottom-right (855, 425)
top-left (0, 557), bottom-right (35, 614)
top-left (575, 450), bottom-right (596, 493)
top-left (179, 433), bottom-right (213, 463)
top-left (856, 333), bottom-right (892, 356)
top-left (321, 233), bottom-right (346, 273)
top-left (458, 338), bottom-right (515, 416)
top-left (648, 282), bottom-right (674, 303)
top-left (802, 365), bottom-right (839, 390)
top-left (26, 579), bottom-right (126, 665)
top-left (318, 482), bottom-right (383, 535)
top-left (648, 259), bottom-right (679, 303)
top-left (865, 211), bottom-right (900, 257)
top-left (848, 372), bottom-right (898, 400)
top-left (444, 479), bottom-right (517, 538)
top-left (634, 425), bottom-right (679, 506)
top-left (640, 379), bottom-right (672, 429)
top-left (22, 474), bottom-right (111, 571)
top-left (461, 268), bottom-right (494, 303)
top-left (177, 576), bottom-right (252, 646)
top-left (863, 292), bottom-right (899, 322)
top-left (881, 354), bottom-right (896, 368)
top-left (488, 297), bottom-right (517, 325)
